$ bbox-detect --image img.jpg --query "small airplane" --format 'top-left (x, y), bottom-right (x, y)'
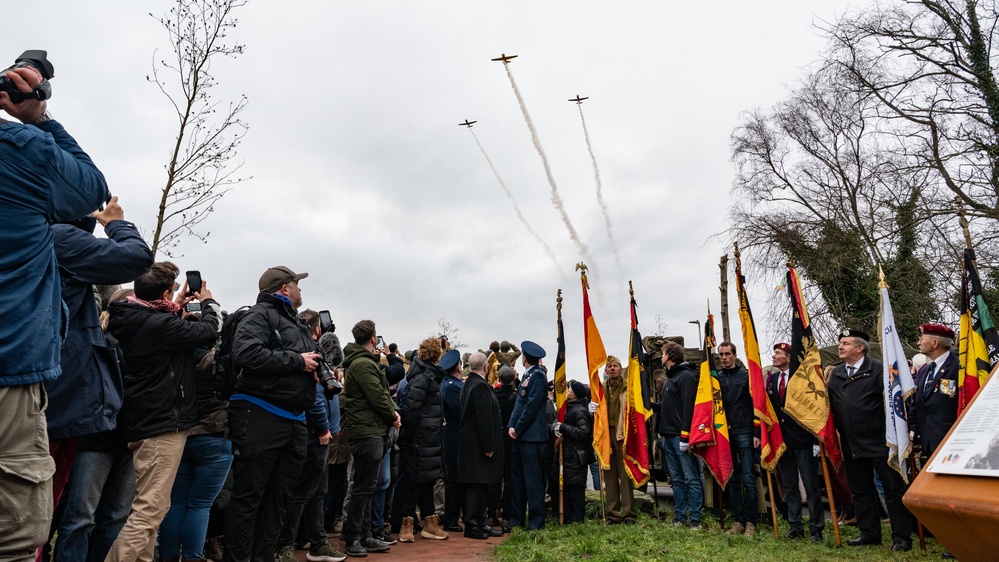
top-left (459, 120), bottom-right (477, 128)
top-left (569, 95), bottom-right (588, 104)
top-left (491, 53), bottom-right (518, 63)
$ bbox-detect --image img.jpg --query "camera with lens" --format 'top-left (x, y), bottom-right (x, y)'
top-left (0, 50), bottom-right (55, 104)
top-left (316, 358), bottom-right (342, 397)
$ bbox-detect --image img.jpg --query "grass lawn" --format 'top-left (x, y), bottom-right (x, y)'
top-left (494, 515), bottom-right (949, 561)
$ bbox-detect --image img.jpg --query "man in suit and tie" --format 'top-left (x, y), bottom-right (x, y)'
top-left (827, 329), bottom-right (914, 552)
top-left (912, 323), bottom-right (959, 464)
top-left (766, 342), bottom-right (823, 543)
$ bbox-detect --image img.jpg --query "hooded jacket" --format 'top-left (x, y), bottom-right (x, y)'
top-left (399, 358), bottom-right (446, 483)
top-left (342, 342), bottom-right (398, 440)
top-left (109, 299), bottom-right (220, 441)
top-left (0, 119), bottom-right (109, 387)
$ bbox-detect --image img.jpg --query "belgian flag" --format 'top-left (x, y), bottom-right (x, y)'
top-left (689, 313), bottom-right (733, 488)
top-left (622, 284), bottom-right (651, 486)
top-left (959, 248), bottom-right (999, 414)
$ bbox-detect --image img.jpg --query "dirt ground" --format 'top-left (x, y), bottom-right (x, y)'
top-left (293, 529), bottom-right (506, 561)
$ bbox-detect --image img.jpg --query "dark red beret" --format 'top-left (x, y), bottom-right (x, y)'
top-left (919, 323), bottom-right (955, 339)
top-left (773, 343), bottom-right (791, 354)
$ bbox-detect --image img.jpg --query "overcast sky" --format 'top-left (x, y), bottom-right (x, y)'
top-left (12, 0), bottom-right (856, 380)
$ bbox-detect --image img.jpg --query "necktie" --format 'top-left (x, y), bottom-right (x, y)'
top-left (923, 362), bottom-right (938, 396)
top-left (847, 365), bottom-right (855, 377)
top-left (778, 372), bottom-right (787, 400)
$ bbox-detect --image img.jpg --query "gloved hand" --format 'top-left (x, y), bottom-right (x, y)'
top-left (813, 444), bottom-right (821, 458)
top-left (588, 401), bottom-right (598, 414)
top-left (551, 422), bottom-right (562, 437)
top-left (679, 441), bottom-right (690, 454)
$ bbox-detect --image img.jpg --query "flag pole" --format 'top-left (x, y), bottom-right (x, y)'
top-left (907, 448), bottom-right (926, 552)
top-left (556, 289), bottom-right (565, 526)
top-left (598, 466), bottom-right (607, 525)
top-left (765, 469), bottom-right (779, 538)
top-left (558, 440), bottom-right (565, 525)
top-left (715, 477), bottom-right (725, 530)
top-left (819, 445), bottom-right (842, 547)
top-left (631, 280), bottom-right (661, 521)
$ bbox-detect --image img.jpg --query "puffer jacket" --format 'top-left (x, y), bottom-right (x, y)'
top-left (399, 358), bottom-right (445, 483)
top-left (232, 293), bottom-right (317, 413)
top-left (558, 398), bottom-right (595, 486)
top-left (655, 362), bottom-right (698, 441)
top-left (109, 299), bottom-right (220, 441)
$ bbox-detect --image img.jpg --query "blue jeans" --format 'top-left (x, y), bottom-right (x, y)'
top-left (159, 434), bottom-right (233, 559)
top-left (371, 445), bottom-right (392, 530)
top-left (56, 448), bottom-right (135, 562)
top-left (727, 430), bottom-right (758, 525)
top-left (660, 436), bottom-right (703, 523)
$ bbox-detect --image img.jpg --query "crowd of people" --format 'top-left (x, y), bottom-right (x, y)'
top-left (0, 56), bottom-right (963, 562)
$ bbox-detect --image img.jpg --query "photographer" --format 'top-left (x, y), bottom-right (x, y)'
top-left (105, 262), bottom-right (221, 561)
top-left (275, 309), bottom-right (344, 562)
top-left (0, 52), bottom-right (110, 558)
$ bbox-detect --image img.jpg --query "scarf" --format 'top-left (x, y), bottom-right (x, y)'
top-left (126, 294), bottom-right (182, 315)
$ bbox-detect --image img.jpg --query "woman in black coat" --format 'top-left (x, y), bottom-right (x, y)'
top-left (555, 380), bottom-right (595, 523)
top-left (398, 337), bottom-right (447, 540)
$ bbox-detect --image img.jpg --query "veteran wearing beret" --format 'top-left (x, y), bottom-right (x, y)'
top-left (912, 323), bottom-right (960, 463)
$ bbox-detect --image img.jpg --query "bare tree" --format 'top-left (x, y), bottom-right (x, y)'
top-left (730, 63), bottom-right (939, 341)
top-left (148, 0), bottom-right (250, 256)
top-left (830, 1), bottom-right (999, 231)
top-left (653, 312), bottom-right (668, 338)
top-left (432, 317), bottom-right (466, 350)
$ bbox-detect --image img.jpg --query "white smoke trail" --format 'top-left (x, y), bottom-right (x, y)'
top-left (503, 64), bottom-right (598, 282)
top-left (578, 104), bottom-right (623, 277)
top-left (469, 128), bottom-right (564, 278)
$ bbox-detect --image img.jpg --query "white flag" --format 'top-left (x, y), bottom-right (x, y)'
top-left (881, 286), bottom-right (917, 482)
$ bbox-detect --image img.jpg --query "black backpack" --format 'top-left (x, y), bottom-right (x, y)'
top-left (213, 304), bottom-right (283, 399)
top-left (213, 305), bottom-right (252, 399)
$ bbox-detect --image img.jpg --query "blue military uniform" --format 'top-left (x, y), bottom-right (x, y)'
top-left (507, 341), bottom-right (548, 530)
top-left (439, 350), bottom-right (465, 529)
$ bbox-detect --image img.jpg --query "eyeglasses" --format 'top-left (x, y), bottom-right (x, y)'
top-left (171, 283), bottom-right (180, 293)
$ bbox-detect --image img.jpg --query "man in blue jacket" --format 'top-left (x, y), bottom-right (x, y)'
top-left (0, 63), bottom-right (110, 559)
top-left (47, 197), bottom-right (153, 516)
top-left (507, 341), bottom-right (548, 530)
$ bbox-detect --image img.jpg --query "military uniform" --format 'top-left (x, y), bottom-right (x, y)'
top-left (507, 342), bottom-right (548, 530)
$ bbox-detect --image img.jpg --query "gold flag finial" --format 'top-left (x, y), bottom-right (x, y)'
top-left (575, 262), bottom-right (589, 290)
top-left (878, 265), bottom-right (888, 290)
top-left (628, 280), bottom-right (634, 299)
top-left (556, 288), bottom-right (563, 312)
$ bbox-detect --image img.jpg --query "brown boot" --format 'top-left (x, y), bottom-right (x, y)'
top-left (399, 516), bottom-right (415, 542)
top-left (744, 522), bottom-right (757, 536)
top-left (421, 514), bottom-right (449, 540)
top-left (726, 522), bottom-right (745, 535)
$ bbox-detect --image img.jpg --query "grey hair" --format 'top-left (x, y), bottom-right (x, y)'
top-left (468, 352), bottom-right (488, 372)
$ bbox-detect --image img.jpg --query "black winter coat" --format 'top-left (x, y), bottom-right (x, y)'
top-left (399, 358), bottom-right (445, 483)
top-left (109, 299), bottom-right (220, 442)
top-left (457, 373), bottom-right (504, 484)
top-left (828, 357), bottom-right (888, 459)
top-left (232, 293), bottom-right (318, 412)
top-left (718, 365), bottom-right (756, 434)
top-left (558, 398), bottom-right (595, 486)
top-left (655, 362), bottom-right (697, 439)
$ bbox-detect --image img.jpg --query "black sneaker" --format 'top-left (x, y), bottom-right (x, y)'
top-left (360, 537), bottom-right (391, 553)
top-left (344, 541), bottom-right (366, 558)
top-left (370, 530), bottom-right (396, 546)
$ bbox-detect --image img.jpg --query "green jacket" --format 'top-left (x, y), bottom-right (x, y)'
top-left (343, 342), bottom-right (398, 440)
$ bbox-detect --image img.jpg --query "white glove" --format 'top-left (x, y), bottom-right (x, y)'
top-left (588, 401), bottom-right (598, 414)
top-left (813, 444), bottom-right (821, 458)
top-left (552, 422), bottom-right (562, 437)
top-left (679, 442), bottom-right (690, 454)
